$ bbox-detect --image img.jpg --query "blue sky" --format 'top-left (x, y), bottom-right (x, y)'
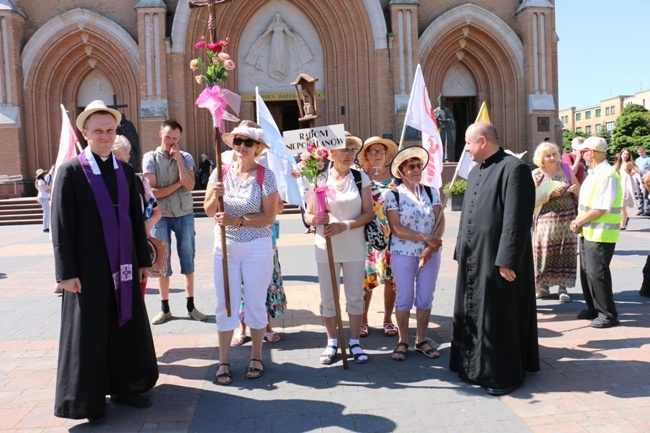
top-left (555, 1), bottom-right (650, 110)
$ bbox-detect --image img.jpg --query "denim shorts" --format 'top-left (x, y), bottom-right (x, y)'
top-left (151, 213), bottom-right (195, 276)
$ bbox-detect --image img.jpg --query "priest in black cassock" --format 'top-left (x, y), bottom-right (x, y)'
top-left (51, 100), bottom-right (158, 424)
top-left (450, 121), bottom-right (539, 396)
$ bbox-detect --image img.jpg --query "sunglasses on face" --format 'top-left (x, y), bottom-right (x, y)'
top-left (232, 137), bottom-right (257, 148)
top-left (403, 162), bottom-right (423, 171)
top-left (368, 149), bottom-right (386, 156)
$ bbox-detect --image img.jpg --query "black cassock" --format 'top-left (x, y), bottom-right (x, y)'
top-left (51, 155), bottom-right (158, 420)
top-left (450, 149), bottom-right (539, 390)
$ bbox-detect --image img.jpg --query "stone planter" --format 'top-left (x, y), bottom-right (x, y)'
top-left (451, 193), bottom-right (464, 211)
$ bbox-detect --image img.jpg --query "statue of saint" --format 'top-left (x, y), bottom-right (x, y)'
top-left (434, 95), bottom-right (457, 162)
top-left (244, 13), bottom-right (313, 81)
top-left (117, 114), bottom-right (142, 172)
top-left (301, 88), bottom-right (316, 117)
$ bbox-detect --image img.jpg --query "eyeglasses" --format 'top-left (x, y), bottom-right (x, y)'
top-left (232, 137), bottom-right (257, 148)
top-left (403, 162), bottom-right (423, 171)
top-left (337, 148), bottom-right (359, 154)
top-left (368, 149), bottom-right (386, 156)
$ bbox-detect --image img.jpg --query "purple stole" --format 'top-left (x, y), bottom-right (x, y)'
top-left (79, 150), bottom-right (133, 326)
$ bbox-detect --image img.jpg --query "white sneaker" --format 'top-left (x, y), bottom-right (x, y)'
top-left (558, 287), bottom-right (571, 303)
top-left (188, 308), bottom-right (207, 321)
top-left (151, 310), bottom-right (172, 325)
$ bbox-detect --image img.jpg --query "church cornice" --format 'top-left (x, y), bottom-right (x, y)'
top-left (515, 0), bottom-right (554, 15)
top-left (0, 0), bottom-right (26, 18)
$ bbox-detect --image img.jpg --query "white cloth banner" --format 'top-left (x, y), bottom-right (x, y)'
top-left (403, 64), bottom-right (443, 188)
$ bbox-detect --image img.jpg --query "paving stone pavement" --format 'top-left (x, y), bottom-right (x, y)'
top-left (1, 210), bottom-right (650, 432)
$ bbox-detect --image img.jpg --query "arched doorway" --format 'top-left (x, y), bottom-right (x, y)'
top-left (442, 63), bottom-right (478, 161)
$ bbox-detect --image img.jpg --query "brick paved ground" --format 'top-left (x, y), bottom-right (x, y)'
top-left (1, 210), bottom-right (650, 432)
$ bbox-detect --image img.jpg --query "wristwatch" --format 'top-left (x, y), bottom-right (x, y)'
top-left (571, 222), bottom-right (579, 230)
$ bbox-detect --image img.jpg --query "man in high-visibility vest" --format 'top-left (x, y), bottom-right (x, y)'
top-left (569, 137), bottom-right (622, 328)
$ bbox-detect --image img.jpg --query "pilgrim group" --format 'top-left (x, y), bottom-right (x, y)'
top-left (50, 100), bottom-right (627, 424)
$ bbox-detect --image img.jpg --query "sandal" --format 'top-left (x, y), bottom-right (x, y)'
top-left (214, 363), bottom-right (232, 385)
top-left (360, 323), bottom-right (369, 338)
top-left (231, 332), bottom-right (246, 346)
top-left (391, 342), bottom-right (408, 361)
top-left (245, 359), bottom-right (264, 379)
top-left (415, 341), bottom-right (440, 359)
top-left (264, 331), bottom-right (281, 343)
top-left (383, 322), bottom-right (398, 337)
top-left (319, 345), bottom-right (338, 365)
top-left (349, 343), bottom-right (369, 364)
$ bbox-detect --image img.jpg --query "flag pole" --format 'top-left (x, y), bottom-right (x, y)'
top-left (397, 64), bottom-right (420, 151)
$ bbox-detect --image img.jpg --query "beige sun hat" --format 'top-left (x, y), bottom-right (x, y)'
top-left (35, 168), bottom-right (46, 177)
top-left (390, 146), bottom-right (429, 179)
top-left (357, 136), bottom-right (398, 170)
top-left (76, 100), bottom-right (122, 131)
top-left (575, 136), bottom-right (608, 153)
top-left (327, 131), bottom-right (362, 161)
top-left (222, 120), bottom-right (269, 150)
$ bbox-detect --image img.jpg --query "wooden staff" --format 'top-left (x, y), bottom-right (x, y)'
top-left (303, 112), bottom-right (348, 369)
top-left (190, 0), bottom-right (234, 316)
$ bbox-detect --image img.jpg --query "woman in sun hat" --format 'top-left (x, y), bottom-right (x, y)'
top-left (356, 136), bottom-right (399, 338)
top-left (204, 120), bottom-right (280, 384)
top-left (35, 168), bottom-right (51, 233)
top-left (304, 132), bottom-right (374, 365)
top-left (384, 146), bottom-right (444, 361)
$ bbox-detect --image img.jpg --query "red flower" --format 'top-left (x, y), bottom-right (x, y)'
top-left (195, 40), bottom-right (206, 49)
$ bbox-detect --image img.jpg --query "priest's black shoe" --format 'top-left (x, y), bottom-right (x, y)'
top-left (110, 394), bottom-right (152, 408)
top-left (639, 288), bottom-right (650, 298)
top-left (576, 309), bottom-right (597, 320)
top-left (87, 413), bottom-right (106, 424)
top-left (486, 384), bottom-right (519, 396)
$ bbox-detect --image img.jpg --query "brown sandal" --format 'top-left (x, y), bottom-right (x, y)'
top-left (415, 341), bottom-right (440, 358)
top-left (246, 359), bottom-right (264, 379)
top-left (214, 363), bottom-right (232, 385)
top-left (391, 342), bottom-right (408, 361)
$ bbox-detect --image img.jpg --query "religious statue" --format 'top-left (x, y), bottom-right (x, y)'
top-left (117, 114), bottom-right (142, 172)
top-left (244, 13), bottom-right (313, 81)
top-left (434, 95), bottom-right (457, 162)
top-left (301, 88), bottom-right (316, 117)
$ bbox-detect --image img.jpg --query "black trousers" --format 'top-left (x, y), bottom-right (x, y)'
top-left (579, 237), bottom-right (618, 320)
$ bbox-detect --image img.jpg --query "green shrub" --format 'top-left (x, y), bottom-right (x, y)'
top-left (442, 179), bottom-right (467, 195)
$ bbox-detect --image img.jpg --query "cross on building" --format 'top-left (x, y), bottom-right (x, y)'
top-left (107, 94), bottom-right (128, 111)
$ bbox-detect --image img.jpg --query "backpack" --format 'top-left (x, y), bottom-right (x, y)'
top-left (222, 163), bottom-right (265, 188)
top-left (351, 169), bottom-right (389, 251)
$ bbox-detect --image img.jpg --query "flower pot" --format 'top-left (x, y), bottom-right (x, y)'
top-left (451, 193), bottom-right (464, 211)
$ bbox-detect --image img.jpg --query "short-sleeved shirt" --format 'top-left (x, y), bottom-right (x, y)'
top-left (384, 183), bottom-right (441, 257)
top-left (142, 149), bottom-right (194, 175)
top-left (561, 152), bottom-right (585, 184)
top-left (635, 155), bottom-right (650, 176)
top-left (209, 165), bottom-right (278, 244)
top-left (582, 160), bottom-right (619, 212)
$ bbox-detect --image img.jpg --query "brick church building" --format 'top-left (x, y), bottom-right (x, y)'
top-left (0, 0), bottom-right (559, 195)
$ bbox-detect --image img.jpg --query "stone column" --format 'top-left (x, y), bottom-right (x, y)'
top-left (0, 1), bottom-right (25, 196)
top-left (135, 0), bottom-right (169, 153)
top-left (516, 0), bottom-right (560, 147)
top-left (389, 0), bottom-right (419, 142)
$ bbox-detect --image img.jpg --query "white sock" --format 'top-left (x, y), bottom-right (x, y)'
top-left (349, 340), bottom-right (368, 361)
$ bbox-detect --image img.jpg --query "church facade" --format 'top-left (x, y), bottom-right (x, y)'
top-left (0, 0), bottom-right (559, 196)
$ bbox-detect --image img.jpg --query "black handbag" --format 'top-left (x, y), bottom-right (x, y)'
top-left (365, 218), bottom-right (388, 251)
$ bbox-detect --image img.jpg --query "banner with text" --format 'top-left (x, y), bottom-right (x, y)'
top-left (283, 124), bottom-right (346, 154)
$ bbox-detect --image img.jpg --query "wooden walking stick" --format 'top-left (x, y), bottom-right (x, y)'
top-left (190, 0), bottom-right (235, 316)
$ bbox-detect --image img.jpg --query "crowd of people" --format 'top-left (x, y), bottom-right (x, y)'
top-left (47, 102), bottom-right (643, 424)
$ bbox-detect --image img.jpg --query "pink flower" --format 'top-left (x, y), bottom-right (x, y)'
top-left (306, 144), bottom-right (316, 153)
top-left (195, 75), bottom-right (203, 84)
top-left (223, 60), bottom-right (235, 71)
top-left (300, 150), bottom-right (311, 162)
top-left (190, 59), bottom-right (199, 70)
top-left (315, 148), bottom-right (328, 159)
top-left (316, 161), bottom-right (325, 170)
top-left (195, 41), bottom-right (206, 49)
top-left (217, 52), bottom-right (230, 61)
top-left (206, 42), bottom-right (219, 51)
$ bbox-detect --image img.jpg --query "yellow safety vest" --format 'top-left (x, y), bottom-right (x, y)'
top-left (578, 164), bottom-right (622, 243)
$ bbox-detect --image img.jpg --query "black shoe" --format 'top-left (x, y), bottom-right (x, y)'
top-left (577, 309), bottom-right (597, 320)
top-left (87, 413), bottom-right (106, 424)
top-left (590, 317), bottom-right (619, 328)
top-left (43, 229), bottom-right (49, 233)
top-left (486, 384), bottom-right (519, 396)
top-left (640, 288), bottom-right (650, 298)
top-left (110, 394), bottom-right (152, 408)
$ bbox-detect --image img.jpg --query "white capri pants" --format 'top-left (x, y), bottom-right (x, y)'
top-left (213, 236), bottom-right (273, 331)
top-left (392, 252), bottom-right (441, 311)
top-left (317, 261), bottom-right (365, 317)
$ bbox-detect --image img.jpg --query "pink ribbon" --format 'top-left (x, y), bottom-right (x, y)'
top-left (195, 85), bottom-right (241, 129)
top-left (303, 179), bottom-right (336, 222)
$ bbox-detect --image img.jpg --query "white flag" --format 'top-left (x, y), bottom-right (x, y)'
top-left (51, 105), bottom-right (79, 192)
top-left (456, 146), bottom-right (476, 180)
top-left (403, 64), bottom-right (443, 188)
top-left (255, 88), bottom-right (303, 207)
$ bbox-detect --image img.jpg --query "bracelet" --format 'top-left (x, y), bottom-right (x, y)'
top-left (343, 220), bottom-right (351, 231)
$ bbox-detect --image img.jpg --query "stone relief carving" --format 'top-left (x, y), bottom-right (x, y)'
top-left (244, 13), bottom-right (313, 82)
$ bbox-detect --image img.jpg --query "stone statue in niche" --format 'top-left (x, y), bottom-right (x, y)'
top-left (434, 95), bottom-right (457, 162)
top-left (245, 13), bottom-right (313, 81)
top-left (301, 88), bottom-right (316, 117)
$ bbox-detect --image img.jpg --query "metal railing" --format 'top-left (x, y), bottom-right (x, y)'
top-left (0, 175), bottom-right (23, 195)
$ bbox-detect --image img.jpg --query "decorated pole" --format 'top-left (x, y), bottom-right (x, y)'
top-left (190, 0), bottom-right (239, 316)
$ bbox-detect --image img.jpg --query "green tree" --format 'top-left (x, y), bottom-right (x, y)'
top-left (610, 103), bottom-right (650, 156)
top-left (562, 130), bottom-right (587, 153)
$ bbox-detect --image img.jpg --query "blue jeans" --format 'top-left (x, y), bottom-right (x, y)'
top-left (151, 214), bottom-right (195, 277)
